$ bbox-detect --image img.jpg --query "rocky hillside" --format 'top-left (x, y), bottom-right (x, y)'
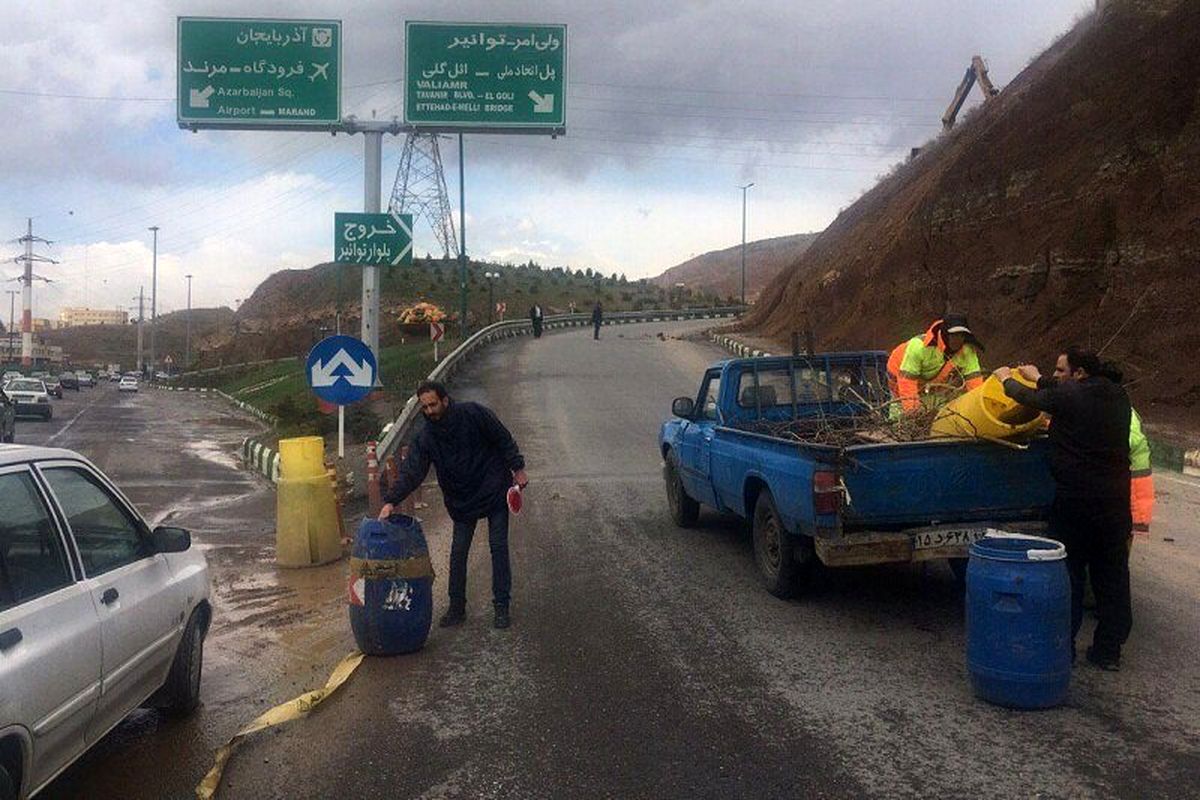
top-left (200, 258), bottom-right (721, 365)
top-left (652, 233), bottom-right (818, 301)
top-left (744, 0), bottom-right (1199, 418)
top-left (41, 307), bottom-right (233, 371)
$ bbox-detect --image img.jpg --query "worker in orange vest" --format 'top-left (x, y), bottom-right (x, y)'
top-left (887, 315), bottom-right (985, 415)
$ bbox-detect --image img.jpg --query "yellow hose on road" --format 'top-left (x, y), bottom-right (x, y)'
top-left (195, 650), bottom-right (364, 799)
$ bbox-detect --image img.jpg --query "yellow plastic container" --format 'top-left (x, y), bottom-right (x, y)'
top-left (931, 373), bottom-right (1045, 441)
top-left (276, 474), bottom-right (342, 568)
top-left (279, 436), bottom-right (326, 479)
top-left (275, 436), bottom-right (340, 567)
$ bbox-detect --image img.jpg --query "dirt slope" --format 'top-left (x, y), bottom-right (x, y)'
top-left (652, 233), bottom-right (819, 301)
top-left (745, 0), bottom-right (1199, 418)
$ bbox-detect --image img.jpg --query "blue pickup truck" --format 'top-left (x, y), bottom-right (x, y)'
top-left (659, 353), bottom-right (1055, 597)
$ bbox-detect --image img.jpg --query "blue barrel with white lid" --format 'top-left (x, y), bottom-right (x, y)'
top-left (966, 531), bottom-right (1071, 709)
top-left (348, 516), bottom-right (434, 655)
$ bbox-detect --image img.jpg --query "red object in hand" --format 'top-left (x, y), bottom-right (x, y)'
top-left (507, 485), bottom-right (523, 515)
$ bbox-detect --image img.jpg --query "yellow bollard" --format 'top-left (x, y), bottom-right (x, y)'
top-left (276, 436), bottom-right (342, 568)
top-left (931, 372), bottom-right (1045, 441)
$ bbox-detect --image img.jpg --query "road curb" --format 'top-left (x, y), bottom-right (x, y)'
top-left (154, 384), bottom-right (279, 426)
top-left (241, 437), bottom-right (281, 483)
top-left (709, 332), bottom-right (773, 359)
top-left (702, 335), bottom-right (1200, 477)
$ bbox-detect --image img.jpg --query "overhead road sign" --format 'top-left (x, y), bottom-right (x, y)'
top-left (334, 212), bottom-right (413, 266)
top-left (307, 335), bottom-right (377, 406)
top-left (177, 17), bottom-right (342, 129)
top-left (404, 21), bottom-right (567, 132)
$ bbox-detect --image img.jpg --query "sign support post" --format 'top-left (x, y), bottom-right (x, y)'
top-left (363, 130), bottom-right (382, 376)
top-left (458, 133), bottom-right (467, 340)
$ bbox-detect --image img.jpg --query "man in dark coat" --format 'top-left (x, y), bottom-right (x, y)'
top-left (591, 301), bottom-right (603, 340)
top-left (529, 304), bottom-right (544, 338)
top-left (379, 380), bottom-right (528, 629)
top-left (996, 347), bottom-right (1132, 670)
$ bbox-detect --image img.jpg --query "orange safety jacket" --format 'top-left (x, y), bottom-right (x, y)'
top-left (886, 320), bottom-right (984, 413)
top-left (1129, 408), bottom-right (1154, 535)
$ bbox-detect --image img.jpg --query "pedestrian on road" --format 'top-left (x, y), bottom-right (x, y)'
top-left (378, 380), bottom-right (528, 630)
top-left (529, 304), bottom-right (544, 338)
top-left (995, 347), bottom-right (1132, 671)
top-left (591, 301), bottom-right (603, 340)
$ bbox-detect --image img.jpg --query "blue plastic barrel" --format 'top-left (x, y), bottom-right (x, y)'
top-left (348, 516), bottom-right (434, 655)
top-left (966, 532), bottom-right (1071, 709)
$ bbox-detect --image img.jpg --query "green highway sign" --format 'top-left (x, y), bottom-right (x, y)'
top-left (404, 21), bottom-right (567, 129)
top-left (177, 17), bottom-right (341, 127)
top-left (334, 212), bottom-right (413, 266)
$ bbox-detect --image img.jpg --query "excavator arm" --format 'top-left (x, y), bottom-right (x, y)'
top-left (941, 55), bottom-right (1000, 130)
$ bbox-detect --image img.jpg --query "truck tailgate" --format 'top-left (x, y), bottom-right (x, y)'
top-left (839, 437), bottom-right (1054, 530)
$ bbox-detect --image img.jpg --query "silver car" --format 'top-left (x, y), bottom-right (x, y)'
top-left (0, 446), bottom-right (211, 799)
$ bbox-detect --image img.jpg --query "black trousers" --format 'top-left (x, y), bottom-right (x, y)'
top-left (532, 319), bottom-right (542, 338)
top-left (1050, 495), bottom-right (1132, 660)
top-left (449, 501), bottom-right (511, 609)
top-left (593, 321), bottom-right (601, 339)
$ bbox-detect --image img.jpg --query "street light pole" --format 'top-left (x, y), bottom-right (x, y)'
top-left (5, 290), bottom-right (17, 363)
top-left (739, 183), bottom-right (754, 306)
top-left (185, 274), bottom-right (193, 370)
top-left (148, 225), bottom-right (159, 375)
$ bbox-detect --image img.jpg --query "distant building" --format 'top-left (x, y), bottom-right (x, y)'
top-left (0, 338), bottom-right (64, 364)
top-left (31, 318), bottom-right (61, 332)
top-left (59, 307), bottom-right (129, 327)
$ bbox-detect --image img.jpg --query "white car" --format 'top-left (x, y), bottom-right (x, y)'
top-left (0, 445), bottom-right (211, 799)
top-left (2, 380), bottom-right (52, 421)
top-left (117, 377), bottom-right (138, 393)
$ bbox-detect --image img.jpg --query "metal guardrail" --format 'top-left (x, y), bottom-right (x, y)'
top-left (376, 306), bottom-right (745, 460)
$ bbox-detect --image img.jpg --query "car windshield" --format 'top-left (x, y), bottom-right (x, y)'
top-left (10, 380), bottom-right (43, 392)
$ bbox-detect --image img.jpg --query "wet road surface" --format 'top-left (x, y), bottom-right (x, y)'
top-left (205, 322), bottom-right (1197, 800)
top-left (22, 324), bottom-right (1200, 799)
top-left (18, 382), bottom-right (355, 799)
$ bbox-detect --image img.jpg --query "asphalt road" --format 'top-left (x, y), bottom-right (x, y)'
top-left (19, 325), bottom-right (1200, 799)
top-left (211, 321), bottom-right (1196, 800)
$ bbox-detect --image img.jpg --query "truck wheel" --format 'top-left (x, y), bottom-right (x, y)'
top-left (157, 610), bottom-right (204, 716)
top-left (665, 456), bottom-right (700, 527)
top-left (0, 762), bottom-right (15, 800)
top-left (753, 491), bottom-right (801, 598)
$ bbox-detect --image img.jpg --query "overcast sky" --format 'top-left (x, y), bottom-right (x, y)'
top-left (1, 0), bottom-right (1090, 319)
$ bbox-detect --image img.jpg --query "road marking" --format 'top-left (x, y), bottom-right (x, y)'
top-left (43, 391), bottom-right (107, 446)
top-left (1158, 471), bottom-right (1200, 491)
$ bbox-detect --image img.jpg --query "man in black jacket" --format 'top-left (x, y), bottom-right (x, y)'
top-left (379, 381), bottom-right (528, 629)
top-left (996, 347), bottom-right (1132, 670)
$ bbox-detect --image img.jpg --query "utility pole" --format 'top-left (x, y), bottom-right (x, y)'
top-left (185, 274), bottom-right (193, 370)
top-left (6, 219), bottom-right (57, 368)
top-left (148, 226), bottom-right (159, 376)
top-left (739, 183), bottom-right (754, 306)
top-left (5, 289), bottom-right (17, 363)
top-left (133, 288), bottom-right (145, 373)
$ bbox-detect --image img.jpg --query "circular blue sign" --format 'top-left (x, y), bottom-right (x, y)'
top-left (306, 335), bottom-right (378, 406)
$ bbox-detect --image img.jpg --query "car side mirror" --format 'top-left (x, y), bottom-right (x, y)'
top-left (151, 525), bottom-right (192, 553)
top-left (672, 397), bottom-right (695, 418)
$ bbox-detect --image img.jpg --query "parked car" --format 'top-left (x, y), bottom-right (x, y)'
top-left (2, 372), bottom-right (21, 384)
top-left (77, 373), bottom-right (95, 388)
top-left (0, 390), bottom-right (14, 442)
top-left (660, 354), bottom-right (1054, 596)
top-left (0, 445), bottom-right (211, 799)
top-left (42, 378), bottom-right (62, 399)
top-left (57, 373), bottom-right (79, 392)
top-left (117, 376), bottom-right (139, 393)
top-left (3, 380), bottom-right (52, 421)
top-left (109, 372), bottom-right (122, 383)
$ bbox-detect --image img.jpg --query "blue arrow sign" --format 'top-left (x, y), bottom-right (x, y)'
top-left (306, 335), bottom-right (377, 406)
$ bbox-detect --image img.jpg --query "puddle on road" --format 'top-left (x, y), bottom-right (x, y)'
top-left (185, 437), bottom-right (243, 470)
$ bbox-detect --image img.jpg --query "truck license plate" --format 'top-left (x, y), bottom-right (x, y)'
top-left (912, 528), bottom-right (988, 550)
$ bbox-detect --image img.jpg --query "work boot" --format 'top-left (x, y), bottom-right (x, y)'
top-left (1086, 646), bottom-right (1120, 672)
top-left (493, 606), bottom-right (511, 630)
top-left (439, 606), bottom-right (466, 628)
